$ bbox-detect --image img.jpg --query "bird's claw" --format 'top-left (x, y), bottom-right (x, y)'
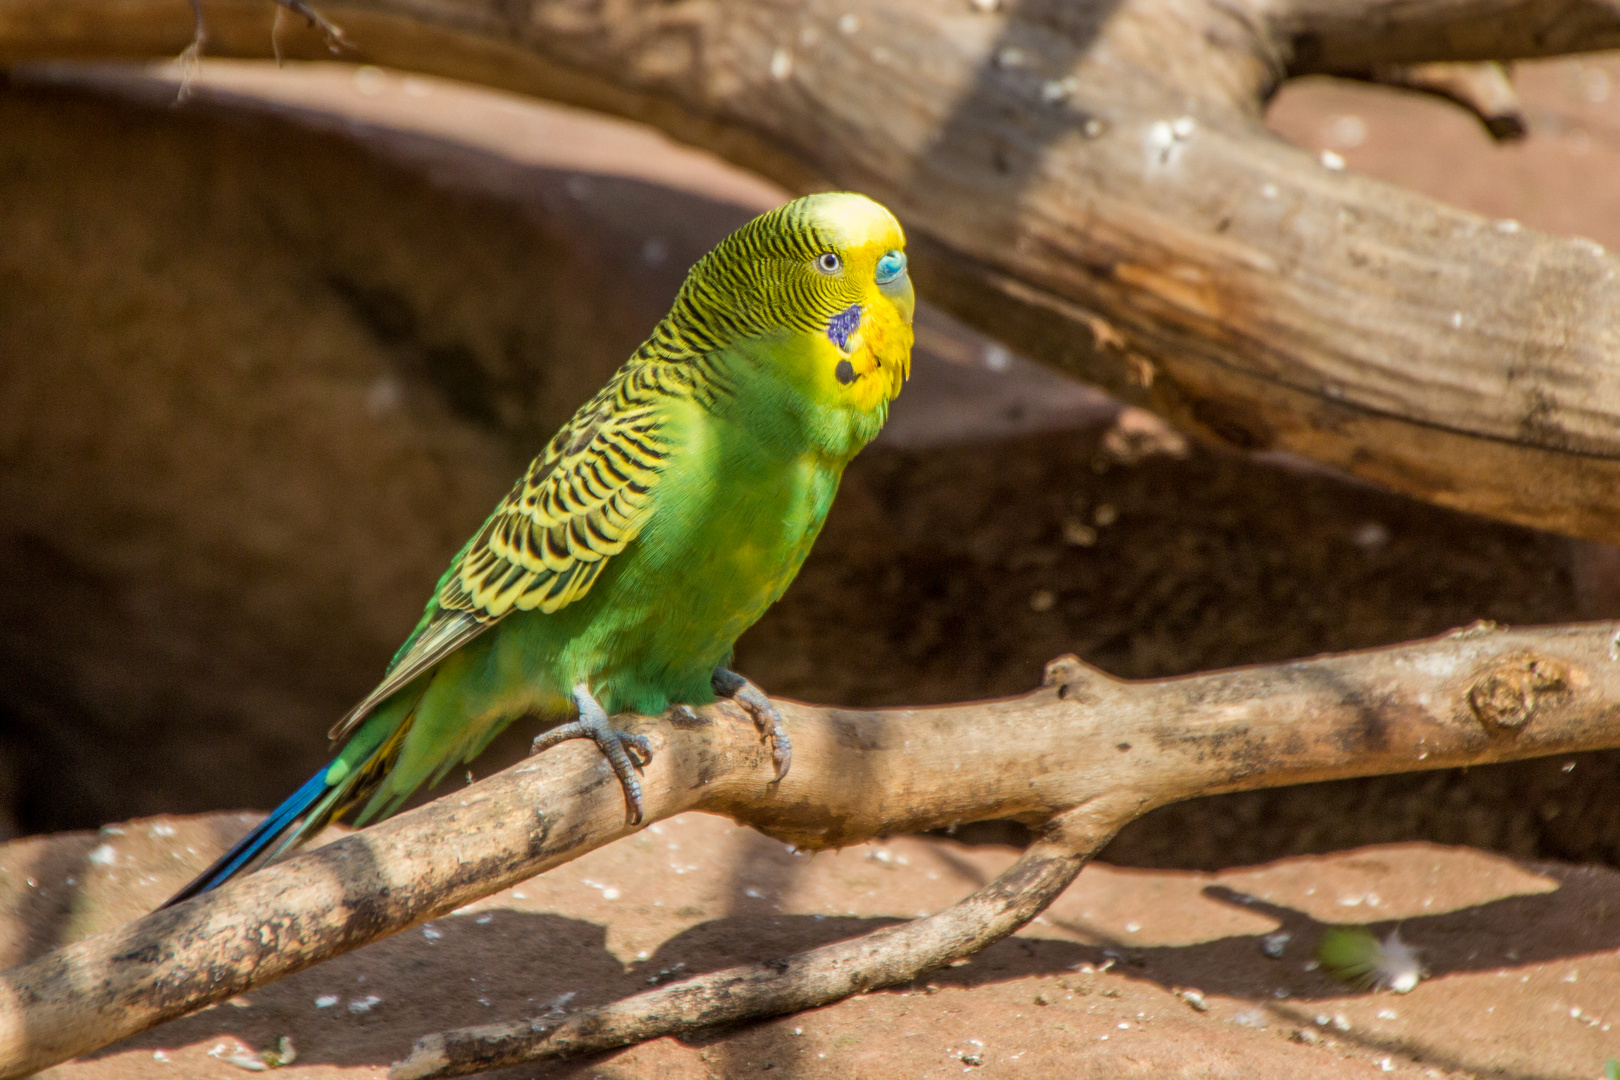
top-left (712, 668), bottom-right (792, 782)
top-left (533, 686), bottom-right (653, 823)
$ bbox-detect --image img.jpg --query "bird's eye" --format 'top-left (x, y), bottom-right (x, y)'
top-left (816, 252), bottom-right (842, 274)
top-left (875, 249), bottom-right (907, 285)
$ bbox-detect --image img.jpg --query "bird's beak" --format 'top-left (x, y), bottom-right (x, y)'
top-left (882, 272), bottom-right (915, 326)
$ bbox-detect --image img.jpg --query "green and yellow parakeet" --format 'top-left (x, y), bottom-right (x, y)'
top-left (165, 192), bottom-right (913, 906)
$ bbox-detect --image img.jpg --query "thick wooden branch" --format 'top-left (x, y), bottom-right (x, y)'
top-left (4, 623), bottom-right (1620, 1078)
top-left (2, 0), bottom-right (1620, 542)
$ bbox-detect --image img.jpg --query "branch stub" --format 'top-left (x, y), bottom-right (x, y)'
top-left (1467, 654), bottom-right (1572, 731)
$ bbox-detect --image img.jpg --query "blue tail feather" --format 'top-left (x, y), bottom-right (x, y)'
top-left (161, 765), bottom-right (334, 908)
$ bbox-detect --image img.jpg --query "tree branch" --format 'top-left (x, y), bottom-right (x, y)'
top-left (1, 0), bottom-right (1619, 542)
top-left (1272, 0), bottom-right (1620, 72)
top-left (1356, 61), bottom-right (1527, 141)
top-left (3, 623), bottom-right (1620, 1078)
top-left (391, 809), bottom-right (1106, 1080)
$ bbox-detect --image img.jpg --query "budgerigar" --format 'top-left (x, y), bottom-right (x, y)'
top-left (165, 192), bottom-right (914, 906)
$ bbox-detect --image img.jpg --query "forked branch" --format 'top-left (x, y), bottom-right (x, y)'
top-left (3, 623), bottom-right (1620, 1079)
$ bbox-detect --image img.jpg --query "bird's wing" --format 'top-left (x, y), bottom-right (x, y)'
top-left (328, 369), bottom-right (674, 740)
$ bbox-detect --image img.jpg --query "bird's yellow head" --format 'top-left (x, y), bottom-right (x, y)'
top-left (777, 192), bottom-right (914, 416)
top-left (647, 192), bottom-right (913, 451)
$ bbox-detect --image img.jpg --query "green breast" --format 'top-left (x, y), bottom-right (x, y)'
top-left (538, 389), bottom-right (842, 716)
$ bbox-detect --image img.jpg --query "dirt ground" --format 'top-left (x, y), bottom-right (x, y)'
top-left (3, 47), bottom-right (1620, 1080)
top-left (9, 811), bottom-right (1620, 1080)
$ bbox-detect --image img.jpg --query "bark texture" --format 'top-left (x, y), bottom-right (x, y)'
top-left (0, 0), bottom-right (1618, 539)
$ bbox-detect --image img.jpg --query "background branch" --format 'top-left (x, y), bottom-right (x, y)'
top-left (0, 0), bottom-right (1619, 542)
top-left (1274, 0), bottom-right (1620, 71)
top-left (1356, 61), bottom-right (1527, 140)
top-left (4, 623), bottom-right (1620, 1078)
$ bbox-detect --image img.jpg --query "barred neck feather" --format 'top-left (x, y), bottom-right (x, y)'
top-left (622, 192), bottom-right (911, 460)
top-left (632, 200), bottom-right (865, 366)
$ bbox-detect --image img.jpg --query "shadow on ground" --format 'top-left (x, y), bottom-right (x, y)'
top-left (68, 855), bottom-right (1620, 1080)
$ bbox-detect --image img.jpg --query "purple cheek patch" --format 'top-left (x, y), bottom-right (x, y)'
top-left (826, 304), bottom-right (862, 351)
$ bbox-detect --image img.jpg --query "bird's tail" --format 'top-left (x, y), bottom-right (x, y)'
top-left (160, 700), bottom-right (413, 909)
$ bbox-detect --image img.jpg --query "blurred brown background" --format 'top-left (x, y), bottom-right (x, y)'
top-left (2, 54), bottom-right (1619, 868)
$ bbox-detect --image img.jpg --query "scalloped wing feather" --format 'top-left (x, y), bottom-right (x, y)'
top-left (327, 368), bottom-right (675, 742)
top-left (450, 385), bottom-right (664, 618)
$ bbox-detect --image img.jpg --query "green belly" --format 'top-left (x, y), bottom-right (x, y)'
top-left (507, 419), bottom-right (844, 716)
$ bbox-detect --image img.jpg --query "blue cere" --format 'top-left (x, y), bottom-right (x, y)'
top-left (827, 304), bottom-right (862, 350)
top-left (875, 249), bottom-right (907, 284)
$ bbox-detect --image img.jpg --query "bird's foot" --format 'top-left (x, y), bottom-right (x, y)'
top-left (532, 685), bottom-right (653, 823)
top-left (712, 668), bottom-right (791, 782)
